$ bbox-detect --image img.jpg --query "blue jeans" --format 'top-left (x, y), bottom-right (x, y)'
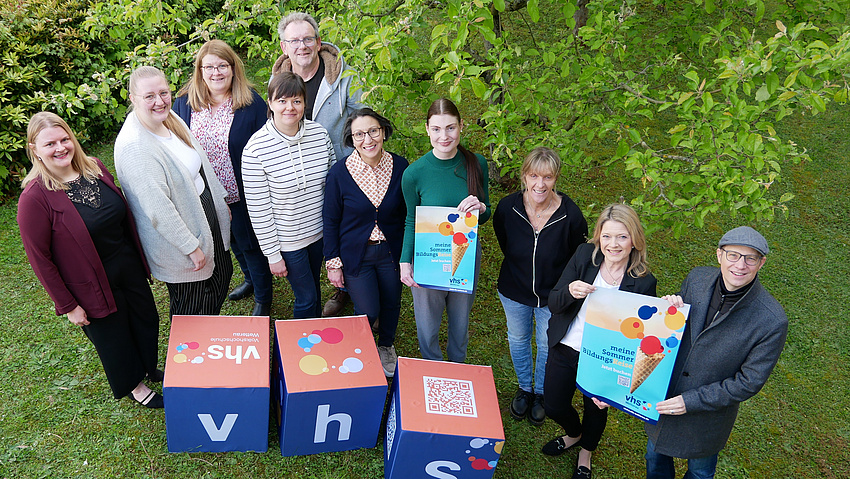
top-left (645, 439), bottom-right (718, 479)
top-left (411, 244), bottom-right (480, 363)
top-left (499, 292), bottom-right (550, 395)
top-left (280, 239), bottom-right (323, 319)
top-left (344, 242), bottom-right (401, 347)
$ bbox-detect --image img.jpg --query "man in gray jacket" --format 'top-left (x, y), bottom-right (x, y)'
top-left (273, 11), bottom-right (364, 316)
top-left (645, 226), bottom-right (788, 479)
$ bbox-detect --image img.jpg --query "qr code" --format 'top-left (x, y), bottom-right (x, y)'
top-left (618, 375), bottom-right (630, 388)
top-left (442, 263), bottom-right (451, 272)
top-left (423, 376), bottom-right (477, 417)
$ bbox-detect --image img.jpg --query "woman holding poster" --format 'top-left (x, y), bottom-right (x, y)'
top-left (542, 203), bottom-right (657, 479)
top-left (399, 98), bottom-right (490, 363)
top-left (493, 147), bottom-right (587, 425)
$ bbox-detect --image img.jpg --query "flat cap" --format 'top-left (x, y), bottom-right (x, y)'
top-left (718, 226), bottom-right (769, 256)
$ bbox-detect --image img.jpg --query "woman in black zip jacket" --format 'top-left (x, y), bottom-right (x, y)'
top-left (493, 147), bottom-right (587, 425)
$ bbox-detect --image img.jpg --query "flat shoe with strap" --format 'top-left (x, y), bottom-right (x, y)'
top-left (128, 390), bottom-right (164, 409)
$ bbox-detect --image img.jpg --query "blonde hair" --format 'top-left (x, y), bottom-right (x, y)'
top-left (590, 203), bottom-right (649, 278)
top-left (177, 40), bottom-right (256, 111)
top-left (520, 147), bottom-right (560, 190)
top-left (22, 112), bottom-right (101, 191)
top-left (128, 66), bottom-right (194, 148)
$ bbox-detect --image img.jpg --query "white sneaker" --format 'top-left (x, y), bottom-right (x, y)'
top-left (377, 345), bottom-right (397, 377)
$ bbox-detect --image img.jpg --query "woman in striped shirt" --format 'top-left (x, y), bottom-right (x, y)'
top-left (242, 72), bottom-right (336, 319)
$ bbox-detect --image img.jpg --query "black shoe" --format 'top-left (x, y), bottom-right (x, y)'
top-left (510, 389), bottom-right (533, 420)
top-left (128, 390), bottom-right (164, 409)
top-left (572, 465), bottom-right (591, 479)
top-left (528, 393), bottom-right (545, 425)
top-left (252, 302), bottom-right (271, 316)
top-left (228, 281), bottom-right (254, 301)
top-left (146, 369), bottom-right (164, 382)
top-left (542, 436), bottom-right (576, 456)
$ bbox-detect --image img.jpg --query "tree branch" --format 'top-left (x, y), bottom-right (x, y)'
top-left (358, 0), bottom-right (405, 18)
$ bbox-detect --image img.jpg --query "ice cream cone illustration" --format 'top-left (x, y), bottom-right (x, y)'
top-left (451, 241), bottom-right (469, 276)
top-left (630, 349), bottom-right (665, 393)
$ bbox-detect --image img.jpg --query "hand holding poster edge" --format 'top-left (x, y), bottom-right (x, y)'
top-left (575, 288), bottom-right (690, 424)
top-left (412, 206), bottom-right (479, 294)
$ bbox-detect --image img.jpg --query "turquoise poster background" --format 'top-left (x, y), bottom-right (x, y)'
top-left (576, 288), bottom-right (690, 424)
top-left (412, 206), bottom-right (478, 294)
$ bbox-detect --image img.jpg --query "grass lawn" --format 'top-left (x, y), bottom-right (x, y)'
top-left (1, 102), bottom-right (848, 478)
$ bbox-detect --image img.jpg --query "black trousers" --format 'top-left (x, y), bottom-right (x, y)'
top-left (166, 186), bottom-right (233, 318)
top-left (543, 343), bottom-right (609, 451)
top-left (82, 243), bottom-right (160, 399)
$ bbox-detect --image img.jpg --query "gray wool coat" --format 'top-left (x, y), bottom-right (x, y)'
top-left (114, 111), bottom-right (230, 284)
top-left (644, 266), bottom-right (788, 458)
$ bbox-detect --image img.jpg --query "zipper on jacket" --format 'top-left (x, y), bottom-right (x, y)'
top-left (513, 205), bottom-right (568, 308)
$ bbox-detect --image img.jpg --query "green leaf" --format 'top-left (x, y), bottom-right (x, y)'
top-left (811, 93), bottom-right (826, 113)
top-left (469, 77), bottom-right (487, 98)
top-left (702, 91), bottom-right (714, 110)
top-left (684, 71), bottom-right (700, 88)
top-left (493, 0), bottom-right (505, 12)
top-left (615, 140), bottom-right (630, 158)
top-left (528, 0), bottom-right (540, 22)
top-left (777, 90), bottom-right (797, 101)
top-left (784, 70), bottom-right (798, 89)
top-left (755, 0), bottom-right (765, 22)
top-left (743, 180), bottom-right (758, 195)
top-left (705, 0), bottom-right (716, 14)
top-left (755, 84), bottom-right (770, 102)
top-left (766, 72), bottom-right (779, 95)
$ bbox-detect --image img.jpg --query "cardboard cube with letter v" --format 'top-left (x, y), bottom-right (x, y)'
top-left (164, 315), bottom-right (270, 453)
top-left (384, 357), bottom-right (505, 479)
top-left (273, 315), bottom-right (388, 456)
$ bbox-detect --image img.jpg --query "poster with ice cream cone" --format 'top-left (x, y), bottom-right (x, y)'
top-left (412, 206), bottom-right (478, 294)
top-left (575, 288), bottom-right (689, 424)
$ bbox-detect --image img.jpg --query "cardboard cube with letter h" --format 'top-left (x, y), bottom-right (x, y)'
top-left (273, 316), bottom-right (388, 456)
top-left (164, 315), bottom-right (270, 453)
top-left (384, 357), bottom-right (505, 479)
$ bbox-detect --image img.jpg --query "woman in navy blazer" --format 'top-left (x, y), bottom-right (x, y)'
top-left (173, 39), bottom-right (272, 316)
top-left (323, 108), bottom-right (408, 377)
top-left (542, 204), bottom-right (657, 479)
top-left (18, 112), bottom-right (163, 408)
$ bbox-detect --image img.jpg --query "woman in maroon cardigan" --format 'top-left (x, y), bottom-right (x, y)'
top-left (17, 112), bottom-right (163, 408)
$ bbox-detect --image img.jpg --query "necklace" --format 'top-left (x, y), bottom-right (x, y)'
top-left (602, 261), bottom-right (625, 286)
top-left (524, 193), bottom-right (555, 232)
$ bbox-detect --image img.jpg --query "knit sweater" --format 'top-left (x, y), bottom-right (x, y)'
top-left (400, 150), bottom-right (491, 263)
top-left (114, 110), bottom-right (230, 283)
top-left (242, 118), bottom-right (335, 263)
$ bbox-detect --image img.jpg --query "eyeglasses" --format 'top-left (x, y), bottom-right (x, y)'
top-left (139, 90), bottom-right (171, 104)
top-left (283, 36), bottom-right (317, 47)
top-left (201, 64), bottom-right (231, 73)
top-left (352, 127), bottom-right (382, 142)
top-left (720, 248), bottom-right (762, 266)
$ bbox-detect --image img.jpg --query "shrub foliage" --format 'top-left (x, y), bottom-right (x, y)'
top-left (2, 0), bottom-right (848, 235)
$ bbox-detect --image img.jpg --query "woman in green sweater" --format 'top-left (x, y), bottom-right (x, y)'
top-left (399, 98), bottom-right (491, 363)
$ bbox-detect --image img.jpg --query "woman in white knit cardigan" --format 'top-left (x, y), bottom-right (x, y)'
top-left (115, 66), bottom-right (232, 317)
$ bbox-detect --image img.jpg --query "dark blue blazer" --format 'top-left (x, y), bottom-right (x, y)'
top-left (172, 89), bottom-right (267, 250)
top-left (323, 153), bottom-right (408, 276)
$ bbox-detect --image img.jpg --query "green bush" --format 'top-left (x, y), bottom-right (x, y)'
top-left (0, 0), bottom-right (227, 198)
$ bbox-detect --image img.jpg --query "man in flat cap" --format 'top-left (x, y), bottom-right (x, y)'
top-left (645, 226), bottom-right (788, 479)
